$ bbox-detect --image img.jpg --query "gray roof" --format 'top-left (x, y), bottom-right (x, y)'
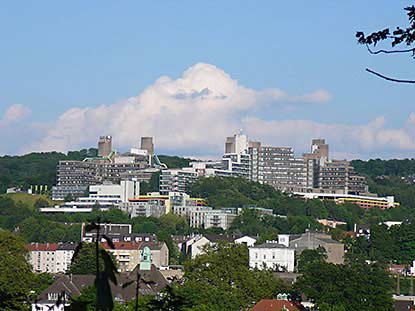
top-left (140, 241), bottom-right (166, 250)
top-left (34, 264), bottom-right (168, 305)
top-left (57, 243), bottom-right (77, 251)
top-left (252, 242), bottom-right (289, 249)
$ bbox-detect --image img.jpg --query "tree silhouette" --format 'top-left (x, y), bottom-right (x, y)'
top-left (356, 5), bottom-right (415, 83)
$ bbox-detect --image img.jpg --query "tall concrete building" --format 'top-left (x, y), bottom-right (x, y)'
top-left (159, 169), bottom-right (198, 195)
top-left (52, 136), bottom-right (157, 200)
top-left (248, 144), bottom-right (307, 192)
top-left (319, 160), bottom-right (367, 194)
top-left (141, 137), bottom-right (154, 156)
top-left (303, 138), bottom-right (330, 188)
top-left (225, 132), bottom-right (248, 155)
top-left (98, 136), bottom-right (112, 157)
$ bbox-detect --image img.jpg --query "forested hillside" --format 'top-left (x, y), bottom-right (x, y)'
top-left (0, 148), bottom-right (98, 193)
top-left (0, 149), bottom-right (190, 194)
top-left (351, 158), bottom-right (415, 178)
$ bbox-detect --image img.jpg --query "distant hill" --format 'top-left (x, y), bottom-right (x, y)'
top-left (157, 155), bottom-right (193, 168)
top-left (351, 158), bottom-right (415, 178)
top-left (0, 148), bottom-right (97, 194)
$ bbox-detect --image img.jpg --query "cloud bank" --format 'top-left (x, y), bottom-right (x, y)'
top-left (10, 62), bottom-right (415, 159)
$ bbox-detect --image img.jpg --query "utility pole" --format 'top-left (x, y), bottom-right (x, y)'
top-left (397, 274), bottom-right (401, 295)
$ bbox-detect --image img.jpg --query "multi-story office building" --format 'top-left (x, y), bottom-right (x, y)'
top-left (159, 169), bottom-right (198, 195)
top-left (52, 160), bottom-right (97, 200)
top-left (52, 136), bottom-right (157, 200)
top-left (221, 153), bottom-right (251, 179)
top-left (248, 144), bottom-right (308, 192)
top-left (184, 206), bottom-right (238, 230)
top-left (318, 160), bottom-right (367, 194)
top-left (121, 197), bottom-right (167, 218)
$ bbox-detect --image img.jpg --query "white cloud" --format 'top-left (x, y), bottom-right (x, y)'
top-left (24, 63), bottom-right (331, 154)
top-left (242, 116), bottom-right (415, 159)
top-left (19, 62), bottom-right (415, 159)
top-left (1, 104), bottom-right (31, 126)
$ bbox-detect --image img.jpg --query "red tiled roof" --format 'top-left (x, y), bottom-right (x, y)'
top-left (27, 243), bottom-right (59, 251)
top-left (250, 299), bottom-right (301, 311)
top-left (101, 241), bottom-right (142, 250)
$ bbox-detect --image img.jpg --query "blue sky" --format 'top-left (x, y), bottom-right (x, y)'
top-left (1, 1), bottom-right (414, 158)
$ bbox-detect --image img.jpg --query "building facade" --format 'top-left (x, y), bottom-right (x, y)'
top-left (249, 241), bottom-right (295, 272)
top-left (27, 242), bottom-right (76, 273)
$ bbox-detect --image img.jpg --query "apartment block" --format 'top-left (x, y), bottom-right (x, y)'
top-left (159, 169), bottom-right (198, 195)
top-left (27, 242), bottom-right (76, 273)
top-left (318, 160), bottom-right (367, 194)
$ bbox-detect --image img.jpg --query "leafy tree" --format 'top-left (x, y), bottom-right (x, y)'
top-left (297, 247), bottom-right (327, 272)
top-left (0, 230), bottom-right (35, 311)
top-left (140, 172), bottom-right (160, 194)
top-left (34, 198), bottom-right (49, 209)
top-left (356, 5), bottom-right (415, 83)
top-left (176, 242), bottom-right (289, 311)
top-left (157, 155), bottom-right (192, 169)
top-left (296, 261), bottom-right (393, 311)
top-left (69, 242), bottom-right (117, 275)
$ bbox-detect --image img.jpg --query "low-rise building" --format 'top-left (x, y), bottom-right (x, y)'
top-left (234, 235), bottom-right (257, 247)
top-left (140, 242), bottom-right (169, 267)
top-left (81, 223), bottom-right (157, 243)
top-left (27, 242), bottom-right (76, 274)
top-left (317, 219), bottom-right (347, 228)
top-left (249, 241), bottom-right (295, 272)
top-left (102, 242), bottom-right (141, 273)
top-left (173, 235), bottom-right (212, 259)
top-left (279, 231), bottom-right (344, 264)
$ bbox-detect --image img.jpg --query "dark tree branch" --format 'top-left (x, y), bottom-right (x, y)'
top-left (366, 44), bottom-right (415, 55)
top-left (366, 68), bottom-right (415, 83)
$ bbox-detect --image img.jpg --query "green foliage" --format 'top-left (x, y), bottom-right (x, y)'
top-left (0, 149), bottom-right (97, 194)
top-left (176, 242), bottom-right (289, 311)
top-left (297, 248), bottom-right (327, 272)
top-left (351, 159), bottom-right (415, 178)
top-left (0, 230), bottom-right (35, 311)
top-left (69, 242), bottom-right (117, 275)
top-left (140, 172), bottom-right (160, 194)
top-left (296, 261), bottom-right (393, 311)
top-left (347, 222), bottom-right (415, 264)
top-left (34, 197), bottom-right (49, 209)
top-left (157, 155), bottom-right (192, 169)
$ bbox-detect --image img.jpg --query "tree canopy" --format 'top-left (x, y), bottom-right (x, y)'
top-left (0, 230), bottom-right (35, 311)
top-left (356, 5), bottom-right (415, 83)
top-left (296, 261), bottom-right (393, 311)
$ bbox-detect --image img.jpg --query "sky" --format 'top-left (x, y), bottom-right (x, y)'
top-left (1, 1), bottom-right (415, 159)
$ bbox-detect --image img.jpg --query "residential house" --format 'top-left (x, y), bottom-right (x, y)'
top-left (32, 251), bottom-right (168, 311)
top-left (234, 235), bottom-right (257, 247)
top-left (140, 242), bottom-right (169, 267)
top-left (173, 235), bottom-right (211, 259)
top-left (249, 241), bottom-right (295, 272)
top-left (102, 241), bottom-right (141, 273)
top-left (279, 231), bottom-right (345, 264)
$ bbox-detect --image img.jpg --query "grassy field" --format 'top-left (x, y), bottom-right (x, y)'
top-left (2, 192), bottom-right (60, 209)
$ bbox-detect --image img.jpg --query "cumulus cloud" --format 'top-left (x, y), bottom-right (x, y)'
top-left (24, 63), bottom-right (331, 154)
top-left (19, 62), bottom-right (415, 159)
top-left (1, 104), bottom-right (31, 126)
top-left (242, 115), bottom-right (415, 159)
